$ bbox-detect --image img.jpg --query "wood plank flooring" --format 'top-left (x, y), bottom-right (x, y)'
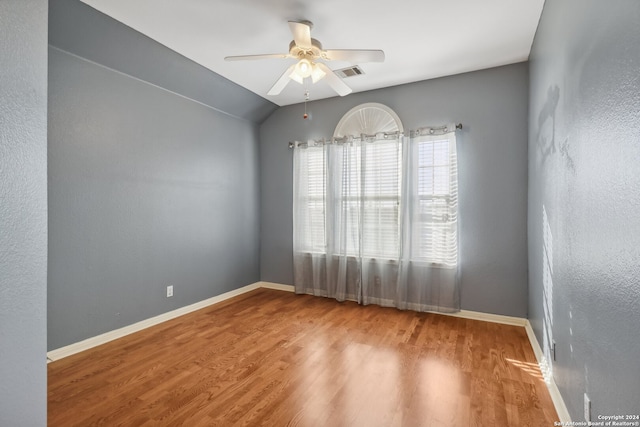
top-left (48, 288), bottom-right (558, 426)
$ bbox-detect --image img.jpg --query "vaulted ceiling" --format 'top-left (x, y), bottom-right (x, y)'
top-left (80, 0), bottom-right (544, 106)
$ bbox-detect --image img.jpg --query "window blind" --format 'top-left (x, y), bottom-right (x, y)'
top-left (360, 140), bottom-right (402, 258)
top-left (413, 136), bottom-right (458, 266)
top-left (330, 139), bottom-right (402, 258)
top-left (296, 145), bottom-right (325, 253)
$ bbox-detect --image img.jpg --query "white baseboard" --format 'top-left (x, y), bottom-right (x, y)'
top-left (258, 281), bottom-right (295, 292)
top-left (445, 309), bottom-right (528, 326)
top-left (47, 280), bottom-right (571, 423)
top-left (524, 321), bottom-right (572, 423)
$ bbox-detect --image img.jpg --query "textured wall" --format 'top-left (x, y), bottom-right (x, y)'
top-left (260, 63), bottom-right (530, 317)
top-left (48, 2), bottom-right (266, 350)
top-left (528, 0), bottom-right (640, 419)
top-left (0, 0), bottom-right (49, 425)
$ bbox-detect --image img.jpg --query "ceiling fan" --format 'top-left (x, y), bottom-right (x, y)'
top-left (224, 21), bottom-right (385, 97)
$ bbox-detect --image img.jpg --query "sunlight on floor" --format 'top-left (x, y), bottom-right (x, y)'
top-left (506, 357), bottom-right (546, 382)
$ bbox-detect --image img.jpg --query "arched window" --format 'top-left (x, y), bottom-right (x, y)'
top-left (334, 102), bottom-right (403, 137)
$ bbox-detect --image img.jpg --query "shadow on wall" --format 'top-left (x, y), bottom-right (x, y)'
top-left (536, 84), bottom-right (576, 173)
top-left (536, 85), bottom-right (560, 167)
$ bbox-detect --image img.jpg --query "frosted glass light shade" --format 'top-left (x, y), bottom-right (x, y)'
top-left (295, 59), bottom-right (312, 78)
top-left (311, 64), bottom-right (326, 83)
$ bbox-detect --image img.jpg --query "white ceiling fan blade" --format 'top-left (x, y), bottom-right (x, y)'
top-left (322, 49), bottom-right (385, 63)
top-left (267, 64), bottom-right (297, 96)
top-left (224, 53), bottom-right (292, 61)
top-left (288, 21), bottom-right (312, 49)
top-left (315, 62), bottom-right (352, 96)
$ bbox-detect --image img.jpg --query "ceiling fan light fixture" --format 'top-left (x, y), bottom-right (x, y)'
top-left (295, 58), bottom-right (313, 78)
top-left (290, 58), bottom-right (318, 84)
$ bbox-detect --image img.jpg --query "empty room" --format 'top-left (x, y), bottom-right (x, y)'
top-left (1, 0), bottom-right (639, 425)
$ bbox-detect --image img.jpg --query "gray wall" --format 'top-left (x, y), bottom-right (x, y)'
top-left (260, 63), bottom-right (530, 317)
top-left (528, 0), bottom-right (640, 420)
top-left (48, 0), bottom-right (276, 124)
top-left (48, 0), bottom-right (276, 350)
top-left (0, 0), bottom-right (49, 425)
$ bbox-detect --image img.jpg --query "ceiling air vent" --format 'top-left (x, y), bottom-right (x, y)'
top-left (335, 65), bottom-right (365, 78)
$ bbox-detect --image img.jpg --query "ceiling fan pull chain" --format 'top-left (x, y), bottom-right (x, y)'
top-left (303, 89), bottom-right (310, 119)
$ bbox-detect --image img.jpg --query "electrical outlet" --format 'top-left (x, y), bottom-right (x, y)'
top-left (584, 393), bottom-right (591, 422)
top-left (167, 285), bottom-right (173, 298)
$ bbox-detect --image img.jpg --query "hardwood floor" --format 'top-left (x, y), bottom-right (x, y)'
top-left (48, 288), bottom-right (558, 426)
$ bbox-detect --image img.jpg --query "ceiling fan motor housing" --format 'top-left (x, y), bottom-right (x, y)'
top-left (289, 39), bottom-right (323, 60)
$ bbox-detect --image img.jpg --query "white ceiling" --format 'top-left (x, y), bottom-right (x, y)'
top-left (80, 0), bottom-right (544, 107)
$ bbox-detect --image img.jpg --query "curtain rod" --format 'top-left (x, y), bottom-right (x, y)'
top-left (288, 123), bottom-right (462, 149)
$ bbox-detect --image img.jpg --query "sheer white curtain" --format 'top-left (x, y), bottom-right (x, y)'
top-left (293, 141), bottom-right (330, 297)
top-left (293, 125), bottom-right (459, 313)
top-left (397, 129), bottom-right (459, 312)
